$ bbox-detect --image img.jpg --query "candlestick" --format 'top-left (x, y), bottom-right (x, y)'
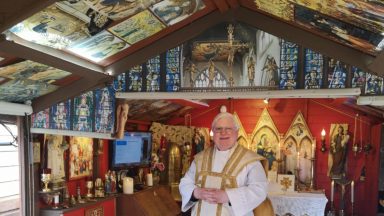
top-left (331, 180), bottom-right (334, 202)
top-left (351, 180), bottom-right (354, 203)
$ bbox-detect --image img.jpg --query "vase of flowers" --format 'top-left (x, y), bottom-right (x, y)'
top-left (151, 153), bottom-right (165, 185)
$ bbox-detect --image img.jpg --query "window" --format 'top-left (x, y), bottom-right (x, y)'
top-left (0, 123), bottom-right (20, 215)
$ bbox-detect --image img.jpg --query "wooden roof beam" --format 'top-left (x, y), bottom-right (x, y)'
top-left (212, 0), bottom-right (230, 13)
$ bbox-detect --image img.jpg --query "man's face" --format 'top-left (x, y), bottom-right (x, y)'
top-left (212, 117), bottom-right (238, 151)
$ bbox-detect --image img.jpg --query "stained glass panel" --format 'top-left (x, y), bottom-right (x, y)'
top-left (32, 109), bottom-right (50, 129)
top-left (328, 59), bottom-right (347, 89)
top-left (128, 65), bottom-right (143, 92)
top-left (73, 91), bottom-right (93, 132)
top-left (94, 86), bottom-right (115, 133)
top-left (366, 73), bottom-right (383, 95)
top-left (304, 49), bottom-right (323, 89)
top-left (279, 40), bottom-right (298, 89)
top-left (166, 47), bottom-right (181, 92)
top-left (50, 100), bottom-right (71, 130)
top-left (146, 56), bottom-right (160, 92)
top-left (351, 66), bottom-right (366, 92)
top-left (113, 72), bottom-right (126, 92)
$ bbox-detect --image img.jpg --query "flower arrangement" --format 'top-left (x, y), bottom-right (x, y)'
top-left (151, 153), bottom-right (165, 176)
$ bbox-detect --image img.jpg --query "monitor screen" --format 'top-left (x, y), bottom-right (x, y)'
top-left (111, 132), bottom-right (152, 169)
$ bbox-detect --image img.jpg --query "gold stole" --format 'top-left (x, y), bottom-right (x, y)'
top-left (193, 145), bottom-right (262, 216)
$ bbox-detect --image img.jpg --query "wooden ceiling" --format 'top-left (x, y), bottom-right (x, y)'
top-left (0, 0), bottom-right (383, 116)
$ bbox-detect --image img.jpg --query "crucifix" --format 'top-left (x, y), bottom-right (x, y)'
top-left (226, 24), bottom-right (249, 87)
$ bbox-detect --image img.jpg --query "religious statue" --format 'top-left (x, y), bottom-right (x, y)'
top-left (47, 135), bottom-right (68, 185)
top-left (247, 55), bottom-right (256, 86)
top-left (261, 55), bottom-right (278, 86)
top-left (115, 100), bottom-right (129, 139)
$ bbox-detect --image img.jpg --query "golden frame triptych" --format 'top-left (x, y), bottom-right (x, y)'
top-left (234, 108), bottom-right (316, 186)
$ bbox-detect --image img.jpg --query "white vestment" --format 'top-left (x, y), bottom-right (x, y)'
top-left (179, 144), bottom-right (268, 216)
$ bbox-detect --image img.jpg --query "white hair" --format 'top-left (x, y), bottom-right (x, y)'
top-left (211, 112), bottom-right (239, 130)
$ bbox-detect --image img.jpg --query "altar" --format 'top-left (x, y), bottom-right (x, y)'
top-left (268, 191), bottom-right (328, 216)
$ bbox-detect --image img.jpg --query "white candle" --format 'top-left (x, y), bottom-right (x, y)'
top-left (123, 177), bottom-right (134, 194)
top-left (312, 142), bottom-right (316, 158)
top-left (351, 181), bottom-right (354, 203)
top-left (146, 173), bottom-right (153, 186)
top-left (331, 180), bottom-right (334, 202)
top-left (297, 151), bottom-right (300, 169)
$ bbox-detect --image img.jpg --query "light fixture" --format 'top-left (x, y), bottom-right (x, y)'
top-left (0, 101), bottom-right (33, 116)
top-left (116, 88), bottom-right (361, 100)
top-left (263, 98), bottom-right (269, 104)
top-left (30, 128), bottom-right (115, 140)
top-left (320, 129), bottom-right (327, 152)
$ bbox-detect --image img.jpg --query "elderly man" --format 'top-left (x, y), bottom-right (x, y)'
top-left (179, 112), bottom-right (269, 216)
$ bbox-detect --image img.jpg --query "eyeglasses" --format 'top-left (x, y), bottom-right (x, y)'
top-left (213, 127), bottom-right (235, 133)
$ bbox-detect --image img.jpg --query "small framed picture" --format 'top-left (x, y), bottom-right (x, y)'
top-left (277, 174), bottom-right (295, 192)
top-left (69, 137), bottom-right (93, 180)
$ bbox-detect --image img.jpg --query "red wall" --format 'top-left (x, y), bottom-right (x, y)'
top-left (172, 98), bottom-right (381, 215)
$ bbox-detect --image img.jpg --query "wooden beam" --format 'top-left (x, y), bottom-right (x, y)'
top-left (166, 99), bottom-right (210, 109)
top-left (0, 0), bottom-right (57, 32)
top-left (368, 51), bottom-right (384, 75)
top-left (106, 10), bottom-right (230, 74)
top-left (226, 0), bottom-right (240, 9)
top-left (32, 76), bottom-right (113, 112)
top-left (0, 34), bottom-right (106, 77)
top-left (212, 0), bottom-right (230, 13)
top-left (232, 7), bottom-right (379, 76)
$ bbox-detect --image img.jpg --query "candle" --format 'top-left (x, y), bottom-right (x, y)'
top-left (351, 180), bottom-right (354, 203)
top-left (146, 173), bottom-right (153, 186)
top-left (312, 142), bottom-right (316, 158)
top-left (123, 177), bottom-right (134, 194)
top-left (331, 180), bottom-right (334, 202)
top-left (278, 142), bottom-right (281, 160)
top-left (297, 151), bottom-right (300, 169)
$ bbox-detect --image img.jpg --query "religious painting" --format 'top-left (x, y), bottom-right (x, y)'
top-left (67, 31), bottom-right (129, 63)
top-left (327, 124), bottom-right (349, 179)
top-left (32, 109), bottom-right (50, 129)
top-left (150, 0), bottom-right (205, 26)
top-left (328, 59), bottom-right (347, 89)
top-left (304, 48), bottom-right (323, 89)
top-left (83, 0), bottom-right (160, 21)
top-left (109, 10), bottom-right (165, 45)
top-left (277, 174), bottom-right (295, 192)
top-left (351, 66), bottom-right (366, 90)
top-left (69, 136), bottom-right (93, 180)
top-left (95, 86), bottom-right (115, 133)
top-left (365, 73), bottom-right (383, 95)
top-left (250, 108), bottom-right (280, 171)
top-left (0, 60), bottom-right (71, 84)
top-left (293, 4), bottom-right (384, 54)
top-left (290, 0), bottom-right (384, 39)
top-left (50, 100), bottom-right (71, 130)
top-left (73, 92), bottom-right (93, 132)
top-left (55, 1), bottom-right (112, 36)
top-left (9, 4), bottom-right (88, 49)
top-left (254, 0), bottom-right (293, 21)
top-left (192, 42), bottom-right (236, 61)
top-left (282, 111), bottom-right (315, 184)
top-left (279, 40), bottom-right (298, 89)
top-left (46, 134), bottom-right (68, 183)
top-left (233, 112), bottom-right (250, 149)
top-left (0, 79), bottom-right (58, 102)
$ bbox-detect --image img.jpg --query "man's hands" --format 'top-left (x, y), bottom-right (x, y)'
top-left (193, 187), bottom-right (229, 204)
